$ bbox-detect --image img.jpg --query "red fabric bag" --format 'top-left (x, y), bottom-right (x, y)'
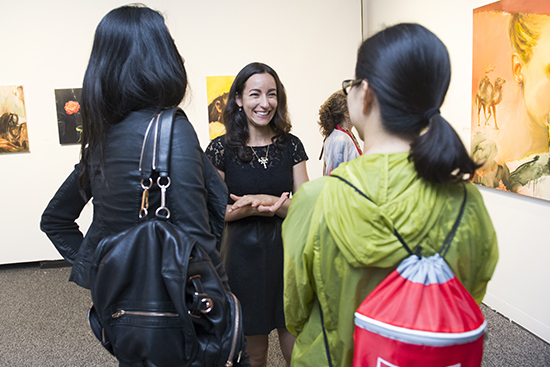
top-left (325, 176), bottom-right (485, 367)
top-left (353, 253), bottom-right (486, 367)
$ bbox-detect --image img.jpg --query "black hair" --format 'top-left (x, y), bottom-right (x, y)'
top-left (78, 4), bottom-right (187, 190)
top-left (356, 23), bottom-right (480, 184)
top-left (223, 62), bottom-right (291, 162)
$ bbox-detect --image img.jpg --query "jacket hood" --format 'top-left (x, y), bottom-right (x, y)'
top-left (321, 153), bottom-right (450, 268)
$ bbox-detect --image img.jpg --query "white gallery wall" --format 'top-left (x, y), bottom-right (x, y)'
top-left (4, 0), bottom-right (548, 346)
top-left (0, 0), bottom-right (361, 264)
top-left (365, 0), bottom-right (550, 343)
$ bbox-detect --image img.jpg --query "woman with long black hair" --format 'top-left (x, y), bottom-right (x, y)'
top-left (41, 4), bottom-right (228, 302)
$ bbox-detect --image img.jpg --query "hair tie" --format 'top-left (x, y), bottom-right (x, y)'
top-left (423, 107), bottom-right (440, 121)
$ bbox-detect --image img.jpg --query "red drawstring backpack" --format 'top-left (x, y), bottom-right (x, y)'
top-left (321, 176), bottom-right (486, 367)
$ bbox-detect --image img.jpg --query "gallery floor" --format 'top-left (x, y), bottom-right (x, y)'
top-left (0, 263), bottom-right (548, 366)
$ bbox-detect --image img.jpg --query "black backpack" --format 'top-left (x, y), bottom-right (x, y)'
top-left (87, 107), bottom-right (248, 367)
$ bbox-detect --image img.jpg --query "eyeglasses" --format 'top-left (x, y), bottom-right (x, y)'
top-left (342, 79), bottom-right (363, 95)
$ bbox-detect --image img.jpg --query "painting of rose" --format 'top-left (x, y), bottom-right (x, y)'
top-left (64, 100), bottom-right (80, 115)
top-left (55, 88), bottom-right (82, 144)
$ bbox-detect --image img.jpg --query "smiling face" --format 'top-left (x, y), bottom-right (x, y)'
top-left (236, 73), bottom-right (278, 130)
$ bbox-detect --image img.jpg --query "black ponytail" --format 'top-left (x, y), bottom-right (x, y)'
top-left (356, 23), bottom-right (480, 184)
top-left (410, 114), bottom-right (480, 183)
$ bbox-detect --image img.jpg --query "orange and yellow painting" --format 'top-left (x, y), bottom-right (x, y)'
top-left (471, 0), bottom-right (550, 200)
top-left (0, 85), bottom-right (29, 154)
top-left (207, 75), bottom-right (235, 140)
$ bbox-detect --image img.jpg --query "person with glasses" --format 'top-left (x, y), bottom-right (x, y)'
top-left (318, 90), bottom-right (362, 176)
top-left (205, 62), bottom-right (309, 367)
top-left (282, 23), bottom-right (498, 367)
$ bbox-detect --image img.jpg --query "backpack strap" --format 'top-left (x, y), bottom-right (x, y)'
top-left (439, 184), bottom-right (468, 257)
top-left (319, 175), bottom-right (467, 365)
top-left (138, 107), bottom-right (185, 219)
top-left (330, 175), bottom-right (467, 258)
top-left (139, 107), bottom-right (185, 179)
top-left (318, 302), bottom-right (334, 367)
top-left (330, 175), bottom-right (414, 257)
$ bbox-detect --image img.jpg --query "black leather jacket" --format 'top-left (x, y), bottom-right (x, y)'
top-left (41, 109), bottom-right (228, 289)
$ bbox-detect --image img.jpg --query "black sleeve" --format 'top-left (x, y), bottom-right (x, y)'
top-left (169, 116), bottom-right (229, 287)
top-left (40, 164), bottom-right (91, 263)
top-left (290, 134), bottom-right (309, 165)
top-left (205, 136), bottom-right (226, 172)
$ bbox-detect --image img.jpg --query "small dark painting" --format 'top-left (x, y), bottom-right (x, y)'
top-left (55, 88), bottom-right (82, 145)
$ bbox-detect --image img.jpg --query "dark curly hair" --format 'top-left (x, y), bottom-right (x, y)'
top-left (223, 62), bottom-right (291, 162)
top-left (318, 90), bottom-right (348, 138)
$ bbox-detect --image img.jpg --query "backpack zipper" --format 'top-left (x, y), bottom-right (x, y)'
top-left (111, 296), bottom-right (240, 366)
top-left (111, 310), bottom-right (179, 318)
top-left (225, 292), bottom-right (241, 367)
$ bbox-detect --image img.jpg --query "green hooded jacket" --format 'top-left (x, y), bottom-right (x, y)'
top-left (282, 152), bottom-right (498, 367)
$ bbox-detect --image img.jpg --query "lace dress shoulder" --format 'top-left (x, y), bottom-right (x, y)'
top-left (288, 133), bottom-right (308, 165)
top-left (205, 135), bottom-right (226, 171)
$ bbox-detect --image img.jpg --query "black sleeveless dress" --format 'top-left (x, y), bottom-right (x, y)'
top-left (205, 134), bottom-right (308, 335)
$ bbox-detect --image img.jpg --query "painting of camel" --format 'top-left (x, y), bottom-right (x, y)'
top-left (471, 0), bottom-right (550, 201)
top-left (475, 65), bottom-right (506, 130)
top-left (0, 85), bottom-right (29, 154)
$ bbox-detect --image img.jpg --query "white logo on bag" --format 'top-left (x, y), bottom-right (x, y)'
top-left (377, 357), bottom-right (400, 367)
top-left (377, 357), bottom-right (461, 367)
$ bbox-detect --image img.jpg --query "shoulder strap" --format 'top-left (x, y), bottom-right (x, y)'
top-left (139, 107), bottom-right (184, 179)
top-left (319, 175), bottom-right (467, 365)
top-left (334, 125), bottom-right (362, 155)
top-left (138, 107), bottom-right (184, 219)
top-left (440, 184), bottom-right (468, 257)
top-left (330, 175), bottom-right (414, 256)
top-left (330, 174), bottom-right (467, 257)
top-left (318, 302), bottom-right (334, 367)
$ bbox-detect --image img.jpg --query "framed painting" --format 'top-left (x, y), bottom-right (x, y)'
top-left (0, 85), bottom-right (29, 154)
top-left (55, 88), bottom-right (82, 145)
top-left (206, 75), bottom-right (235, 140)
top-left (471, 0), bottom-right (550, 200)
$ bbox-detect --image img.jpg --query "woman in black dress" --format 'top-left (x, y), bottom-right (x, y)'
top-left (206, 62), bottom-right (309, 367)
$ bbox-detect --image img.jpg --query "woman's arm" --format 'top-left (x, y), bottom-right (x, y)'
top-left (226, 192), bottom-right (289, 221)
top-left (40, 164), bottom-right (91, 263)
top-left (215, 168), bottom-right (287, 221)
top-left (219, 160), bottom-right (309, 221)
top-left (293, 160), bottom-right (309, 193)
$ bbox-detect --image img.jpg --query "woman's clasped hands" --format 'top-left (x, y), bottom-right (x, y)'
top-left (228, 192), bottom-right (289, 216)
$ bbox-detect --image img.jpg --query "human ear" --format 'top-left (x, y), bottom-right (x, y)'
top-left (362, 80), bottom-right (374, 115)
top-left (511, 53), bottom-right (524, 84)
top-left (236, 93), bottom-right (243, 108)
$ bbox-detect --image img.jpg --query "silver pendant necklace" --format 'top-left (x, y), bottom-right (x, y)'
top-left (250, 145), bottom-right (269, 169)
